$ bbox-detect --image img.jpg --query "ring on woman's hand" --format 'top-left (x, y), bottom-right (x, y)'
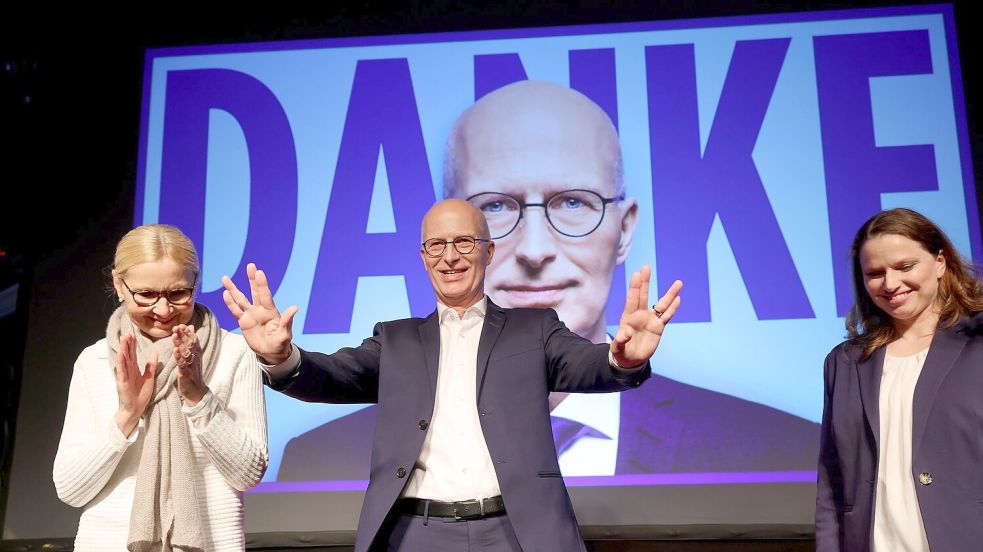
top-left (180, 352), bottom-right (195, 366)
top-left (651, 305), bottom-right (664, 318)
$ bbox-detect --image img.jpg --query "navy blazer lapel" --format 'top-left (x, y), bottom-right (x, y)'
top-left (911, 325), bottom-right (968, 458)
top-left (419, 310), bottom-right (440, 403)
top-left (476, 299), bottom-right (506, 399)
top-left (857, 347), bottom-right (885, 451)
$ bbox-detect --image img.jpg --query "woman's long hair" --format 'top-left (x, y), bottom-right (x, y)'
top-left (846, 208), bottom-right (983, 359)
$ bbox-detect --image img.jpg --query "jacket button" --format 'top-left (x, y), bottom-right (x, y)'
top-left (419, 420), bottom-right (429, 430)
top-left (918, 472), bottom-right (933, 485)
top-left (396, 467), bottom-right (406, 478)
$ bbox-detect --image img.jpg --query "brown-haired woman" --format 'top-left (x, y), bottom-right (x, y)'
top-left (53, 224), bottom-right (268, 551)
top-left (816, 208), bottom-right (983, 552)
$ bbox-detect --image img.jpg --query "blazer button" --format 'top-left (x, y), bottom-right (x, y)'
top-left (918, 472), bottom-right (933, 485)
top-left (396, 467), bottom-right (406, 478)
top-left (419, 420), bottom-right (429, 430)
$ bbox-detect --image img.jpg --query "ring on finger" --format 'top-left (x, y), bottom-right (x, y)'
top-left (651, 305), bottom-right (664, 318)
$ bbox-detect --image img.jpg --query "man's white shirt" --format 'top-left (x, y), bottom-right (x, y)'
top-left (401, 299), bottom-right (501, 500)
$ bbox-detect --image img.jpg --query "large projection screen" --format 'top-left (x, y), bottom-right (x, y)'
top-left (4, 3), bottom-right (978, 544)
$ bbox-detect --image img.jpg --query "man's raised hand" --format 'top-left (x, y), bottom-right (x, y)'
top-left (610, 265), bottom-right (682, 368)
top-left (222, 263), bottom-right (298, 365)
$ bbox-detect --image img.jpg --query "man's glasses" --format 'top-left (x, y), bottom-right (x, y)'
top-left (421, 236), bottom-right (492, 258)
top-left (120, 276), bottom-right (197, 307)
top-left (466, 189), bottom-right (625, 239)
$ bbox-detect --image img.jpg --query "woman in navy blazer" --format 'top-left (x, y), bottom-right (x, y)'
top-left (816, 208), bottom-right (983, 551)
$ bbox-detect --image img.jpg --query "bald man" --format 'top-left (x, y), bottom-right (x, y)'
top-left (227, 200), bottom-right (681, 551)
top-left (280, 81), bottom-right (819, 482)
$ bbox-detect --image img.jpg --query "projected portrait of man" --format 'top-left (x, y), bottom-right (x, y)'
top-left (442, 80), bottom-right (638, 475)
top-left (277, 81), bottom-right (819, 481)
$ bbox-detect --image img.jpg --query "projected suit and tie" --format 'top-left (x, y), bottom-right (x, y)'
top-left (277, 81), bottom-right (819, 481)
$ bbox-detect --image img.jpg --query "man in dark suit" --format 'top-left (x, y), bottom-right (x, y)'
top-left (222, 199), bottom-right (682, 551)
top-left (277, 80), bottom-right (818, 483)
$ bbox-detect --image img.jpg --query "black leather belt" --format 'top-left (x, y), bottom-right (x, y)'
top-left (396, 495), bottom-right (507, 520)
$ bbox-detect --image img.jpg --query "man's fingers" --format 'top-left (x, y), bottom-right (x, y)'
top-left (222, 289), bottom-right (245, 319)
top-left (668, 279), bottom-right (684, 298)
top-left (254, 269), bottom-right (278, 312)
top-left (612, 326), bottom-right (631, 348)
top-left (222, 276), bottom-right (252, 311)
top-left (651, 280), bottom-right (683, 317)
top-left (220, 274), bottom-right (241, 296)
top-left (659, 295), bottom-right (682, 324)
top-left (637, 265), bottom-right (651, 312)
top-left (222, 275), bottom-right (252, 310)
top-left (247, 263), bottom-right (260, 305)
top-left (281, 305), bottom-right (300, 329)
top-left (623, 270), bottom-right (641, 315)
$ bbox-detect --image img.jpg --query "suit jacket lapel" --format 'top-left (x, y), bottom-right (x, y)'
top-left (476, 299), bottom-right (506, 400)
top-left (857, 347), bottom-right (885, 451)
top-left (911, 326), bottom-right (968, 458)
top-left (419, 311), bottom-right (440, 403)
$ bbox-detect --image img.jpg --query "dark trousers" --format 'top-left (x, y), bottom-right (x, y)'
top-left (374, 512), bottom-right (523, 552)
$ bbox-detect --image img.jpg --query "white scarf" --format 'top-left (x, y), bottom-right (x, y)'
top-left (106, 304), bottom-right (221, 552)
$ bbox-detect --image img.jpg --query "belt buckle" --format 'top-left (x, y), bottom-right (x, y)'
top-left (452, 498), bottom-right (482, 520)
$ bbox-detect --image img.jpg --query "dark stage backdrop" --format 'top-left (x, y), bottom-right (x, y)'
top-left (2, 2), bottom-right (980, 547)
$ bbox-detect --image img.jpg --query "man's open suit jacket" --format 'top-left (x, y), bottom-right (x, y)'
top-left (268, 299), bottom-right (649, 552)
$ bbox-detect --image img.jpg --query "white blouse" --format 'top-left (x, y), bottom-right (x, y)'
top-left (873, 347), bottom-right (931, 552)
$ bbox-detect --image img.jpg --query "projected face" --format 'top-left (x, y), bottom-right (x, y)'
top-left (115, 257), bottom-right (196, 340)
top-left (448, 81), bottom-right (637, 341)
top-left (419, 200), bottom-right (495, 311)
top-left (859, 233), bottom-right (946, 330)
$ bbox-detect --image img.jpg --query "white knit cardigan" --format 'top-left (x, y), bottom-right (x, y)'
top-left (53, 330), bottom-right (268, 551)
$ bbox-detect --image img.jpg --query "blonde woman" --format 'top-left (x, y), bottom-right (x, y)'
top-left (54, 224), bottom-right (268, 551)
